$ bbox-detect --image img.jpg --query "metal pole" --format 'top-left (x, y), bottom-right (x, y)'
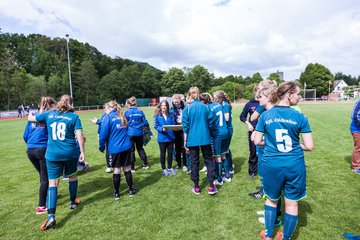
top-left (65, 34), bottom-right (73, 99)
top-left (328, 81), bottom-right (330, 101)
top-left (304, 82), bottom-right (306, 101)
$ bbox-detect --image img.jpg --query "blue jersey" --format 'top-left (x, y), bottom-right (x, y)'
top-left (99, 110), bottom-right (131, 154)
top-left (255, 105), bottom-right (266, 115)
top-left (256, 106), bottom-right (312, 167)
top-left (96, 112), bottom-right (107, 134)
top-left (154, 114), bottom-right (175, 143)
top-left (222, 101), bottom-right (233, 129)
top-left (23, 111), bottom-right (48, 149)
top-left (182, 99), bottom-right (212, 147)
top-left (350, 100), bottom-right (360, 133)
top-left (125, 107), bottom-right (149, 136)
top-left (36, 110), bottom-right (83, 161)
top-left (208, 102), bottom-right (228, 139)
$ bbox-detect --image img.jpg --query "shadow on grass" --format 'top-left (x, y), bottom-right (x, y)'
top-left (233, 156), bottom-right (246, 175)
top-left (291, 200), bottom-right (312, 239)
top-left (344, 155), bottom-right (352, 165)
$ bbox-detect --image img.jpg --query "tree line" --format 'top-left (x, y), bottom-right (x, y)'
top-left (0, 31), bottom-right (359, 110)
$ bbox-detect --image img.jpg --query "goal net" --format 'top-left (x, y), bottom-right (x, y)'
top-left (301, 89), bottom-right (316, 101)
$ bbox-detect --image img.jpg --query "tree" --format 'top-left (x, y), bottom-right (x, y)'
top-left (161, 67), bottom-right (188, 96)
top-left (186, 65), bottom-right (212, 92)
top-left (299, 63), bottom-right (334, 97)
top-left (99, 70), bottom-right (130, 103)
top-left (268, 72), bottom-right (282, 85)
top-left (334, 72), bottom-right (358, 86)
top-left (251, 72), bottom-right (263, 84)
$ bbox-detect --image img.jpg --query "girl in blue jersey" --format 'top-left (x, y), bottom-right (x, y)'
top-left (154, 100), bottom-right (176, 176)
top-left (200, 93), bottom-right (228, 186)
top-left (23, 96), bottom-right (56, 215)
top-left (99, 100), bottom-right (138, 200)
top-left (182, 87), bottom-right (217, 195)
top-left (91, 103), bottom-right (112, 173)
top-left (28, 95), bottom-right (85, 231)
top-left (254, 82), bottom-right (314, 240)
top-left (213, 90), bottom-right (233, 182)
top-left (124, 96), bottom-right (150, 171)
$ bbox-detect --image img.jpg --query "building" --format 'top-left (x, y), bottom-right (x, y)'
top-left (333, 80), bottom-right (348, 99)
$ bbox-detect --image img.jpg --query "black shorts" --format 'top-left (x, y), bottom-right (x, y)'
top-left (109, 149), bottom-right (131, 168)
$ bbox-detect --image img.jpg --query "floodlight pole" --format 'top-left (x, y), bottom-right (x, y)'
top-left (328, 81), bottom-right (330, 101)
top-left (65, 34), bottom-right (73, 99)
top-left (304, 82), bottom-right (306, 101)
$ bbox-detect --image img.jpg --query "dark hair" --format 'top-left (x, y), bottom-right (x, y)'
top-left (270, 81), bottom-right (300, 104)
top-left (155, 100), bottom-right (170, 116)
top-left (199, 93), bottom-right (213, 104)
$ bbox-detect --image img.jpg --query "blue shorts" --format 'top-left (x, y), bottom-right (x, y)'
top-left (211, 137), bottom-right (227, 157)
top-left (262, 162), bottom-right (307, 201)
top-left (46, 158), bottom-right (78, 180)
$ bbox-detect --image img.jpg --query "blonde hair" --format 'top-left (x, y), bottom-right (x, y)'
top-left (39, 96), bottom-right (56, 113)
top-left (128, 96), bottom-right (136, 107)
top-left (57, 95), bottom-right (74, 113)
top-left (106, 100), bottom-right (128, 127)
top-left (187, 87), bottom-right (200, 100)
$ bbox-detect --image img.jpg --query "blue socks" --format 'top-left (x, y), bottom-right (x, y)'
top-left (264, 205), bottom-right (277, 238)
top-left (47, 186), bottom-right (58, 215)
top-left (69, 180), bottom-right (78, 204)
top-left (217, 162), bottom-right (223, 181)
top-left (283, 212), bottom-right (298, 240)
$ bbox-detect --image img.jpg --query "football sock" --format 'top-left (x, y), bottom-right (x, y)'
top-left (226, 150), bottom-right (233, 171)
top-left (69, 180), bottom-right (78, 203)
top-left (124, 171), bottom-right (133, 190)
top-left (283, 212), bottom-right (298, 240)
top-left (113, 173), bottom-right (120, 192)
top-left (217, 162), bottom-right (223, 181)
top-left (223, 158), bottom-right (230, 178)
top-left (276, 197), bottom-right (282, 224)
top-left (264, 204), bottom-right (277, 238)
top-left (47, 187), bottom-right (58, 215)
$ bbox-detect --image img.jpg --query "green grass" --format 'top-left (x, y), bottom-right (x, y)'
top-left (1, 102), bottom-right (359, 240)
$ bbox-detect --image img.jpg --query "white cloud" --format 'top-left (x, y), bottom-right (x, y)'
top-left (0, 0), bottom-right (359, 80)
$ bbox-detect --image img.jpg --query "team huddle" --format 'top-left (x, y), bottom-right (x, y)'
top-left (24, 81), bottom-right (313, 240)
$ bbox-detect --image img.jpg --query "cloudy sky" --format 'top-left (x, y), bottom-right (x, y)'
top-left (1, 0), bottom-right (359, 80)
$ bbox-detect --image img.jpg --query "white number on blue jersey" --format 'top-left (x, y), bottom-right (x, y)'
top-left (216, 111), bottom-right (224, 127)
top-left (50, 122), bottom-right (66, 141)
top-left (275, 129), bottom-right (292, 152)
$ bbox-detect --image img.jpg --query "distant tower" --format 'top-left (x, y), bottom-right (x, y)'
top-left (276, 70), bottom-right (284, 81)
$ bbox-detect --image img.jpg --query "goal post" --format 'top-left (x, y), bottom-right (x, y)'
top-left (301, 89), bottom-right (316, 101)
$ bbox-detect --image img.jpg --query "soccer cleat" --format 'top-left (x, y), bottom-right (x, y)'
top-left (168, 168), bottom-right (177, 175)
top-left (208, 186), bottom-right (218, 195)
top-left (223, 176), bottom-right (232, 183)
top-left (62, 176), bottom-right (69, 181)
top-left (70, 198), bottom-right (81, 209)
top-left (260, 230), bottom-right (273, 240)
top-left (256, 210), bottom-right (265, 215)
top-left (213, 179), bottom-right (224, 186)
top-left (192, 186), bottom-right (201, 195)
top-left (175, 166), bottom-right (181, 170)
top-left (36, 206), bottom-right (47, 215)
top-left (276, 231), bottom-right (283, 240)
top-left (105, 167), bottom-right (112, 173)
top-left (248, 173), bottom-right (255, 179)
top-left (162, 169), bottom-right (169, 176)
top-left (131, 168), bottom-right (136, 173)
top-left (142, 164), bottom-right (150, 169)
top-left (352, 168), bottom-right (360, 174)
top-left (40, 216), bottom-right (56, 231)
top-left (114, 192), bottom-right (120, 200)
top-left (129, 188), bottom-right (138, 197)
top-left (229, 169), bottom-right (235, 175)
top-left (200, 166), bottom-right (207, 173)
top-left (249, 191), bottom-right (264, 199)
top-left (182, 166), bottom-right (188, 172)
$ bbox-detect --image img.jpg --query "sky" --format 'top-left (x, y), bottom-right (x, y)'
top-left (0, 0), bottom-right (360, 80)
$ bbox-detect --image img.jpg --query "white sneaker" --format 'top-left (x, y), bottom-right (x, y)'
top-left (213, 179), bottom-right (224, 186)
top-left (258, 217), bottom-right (265, 224)
top-left (105, 167), bottom-right (112, 173)
top-left (229, 169), bottom-right (235, 175)
top-left (256, 210), bottom-right (265, 215)
top-left (200, 166), bottom-right (207, 173)
top-left (182, 166), bottom-right (188, 172)
top-left (223, 177), bottom-right (231, 183)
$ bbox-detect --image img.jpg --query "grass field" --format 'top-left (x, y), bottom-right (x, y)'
top-left (0, 102), bottom-right (359, 240)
